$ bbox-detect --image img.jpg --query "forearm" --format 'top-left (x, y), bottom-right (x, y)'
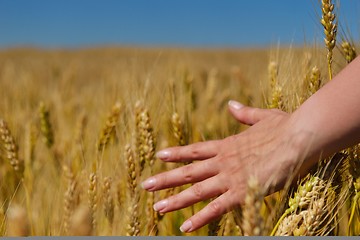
top-left (290, 56), bottom-right (360, 166)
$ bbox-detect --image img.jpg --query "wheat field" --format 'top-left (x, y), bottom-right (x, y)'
top-left (0, 0), bottom-right (360, 236)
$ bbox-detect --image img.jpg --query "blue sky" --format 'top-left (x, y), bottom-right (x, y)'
top-left (0, 0), bottom-right (359, 48)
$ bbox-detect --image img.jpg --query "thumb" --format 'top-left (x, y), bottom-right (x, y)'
top-left (228, 100), bottom-right (273, 125)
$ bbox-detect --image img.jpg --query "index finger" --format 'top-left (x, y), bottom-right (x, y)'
top-left (156, 140), bottom-right (220, 162)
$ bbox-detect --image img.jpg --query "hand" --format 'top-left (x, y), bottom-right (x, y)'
top-left (142, 100), bottom-right (311, 232)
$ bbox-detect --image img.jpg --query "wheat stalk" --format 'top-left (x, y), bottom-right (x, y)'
top-left (23, 121), bottom-right (37, 202)
top-left (272, 176), bottom-right (326, 236)
top-left (242, 177), bottom-right (265, 236)
top-left (267, 61), bottom-right (284, 110)
top-left (0, 206), bottom-right (5, 235)
top-left (341, 41), bottom-right (357, 64)
top-left (125, 144), bottom-right (140, 236)
top-left (62, 166), bottom-right (78, 235)
top-left (348, 156), bottom-right (360, 235)
top-left (96, 102), bottom-right (121, 152)
top-left (74, 112), bottom-right (87, 146)
top-left (268, 61), bottom-right (279, 89)
top-left (275, 214), bottom-right (303, 236)
top-left (171, 112), bottom-right (186, 146)
top-left (88, 171), bottom-right (98, 234)
top-left (102, 177), bottom-right (114, 231)
top-left (116, 181), bottom-right (124, 211)
top-left (207, 216), bottom-right (222, 236)
top-left (294, 198), bottom-right (326, 236)
top-left (308, 66), bottom-right (322, 97)
top-left (0, 119), bottom-right (24, 175)
top-left (222, 213), bottom-right (237, 236)
top-left (38, 102), bottom-right (54, 148)
top-left (134, 102), bottom-right (158, 235)
top-left (73, 113), bottom-right (87, 168)
top-left (321, 0), bottom-right (337, 80)
top-left (24, 122), bottom-right (36, 172)
top-left (134, 101), bottom-right (156, 174)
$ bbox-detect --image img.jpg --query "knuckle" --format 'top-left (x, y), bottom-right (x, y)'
top-left (192, 183), bottom-right (203, 200)
top-left (189, 144), bottom-right (200, 158)
top-left (182, 164), bottom-right (194, 182)
top-left (208, 200), bottom-right (223, 216)
top-left (167, 194), bottom-right (177, 208)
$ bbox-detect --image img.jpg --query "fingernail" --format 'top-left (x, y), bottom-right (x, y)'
top-left (156, 150), bottom-right (171, 160)
top-left (228, 100), bottom-right (244, 110)
top-left (180, 220), bottom-right (192, 232)
top-left (153, 199), bottom-right (168, 212)
top-left (141, 177), bottom-right (156, 190)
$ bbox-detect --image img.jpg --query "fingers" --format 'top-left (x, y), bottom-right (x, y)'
top-left (228, 100), bottom-right (276, 125)
top-left (156, 140), bottom-right (220, 162)
top-left (153, 176), bottom-right (227, 213)
top-left (179, 191), bottom-right (234, 232)
top-left (142, 160), bottom-right (218, 191)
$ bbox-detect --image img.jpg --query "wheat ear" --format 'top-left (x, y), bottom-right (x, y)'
top-left (96, 102), bottom-right (121, 152)
top-left (125, 144), bottom-right (140, 236)
top-left (0, 119), bottom-right (24, 175)
top-left (38, 102), bottom-right (54, 148)
top-left (294, 198), bottom-right (326, 236)
top-left (267, 61), bottom-right (284, 110)
top-left (171, 112), bottom-right (186, 146)
top-left (207, 217), bottom-right (222, 236)
top-left (341, 41), bottom-right (357, 64)
top-left (275, 214), bottom-right (303, 236)
top-left (73, 113), bottom-right (87, 168)
top-left (102, 177), bottom-right (114, 232)
top-left (242, 177), bottom-right (265, 236)
top-left (88, 171), bottom-right (98, 234)
top-left (62, 166), bottom-right (78, 235)
top-left (321, 0), bottom-right (337, 80)
top-left (308, 66), bottom-right (322, 97)
top-left (272, 176), bottom-right (326, 236)
top-left (348, 157), bottom-right (360, 235)
top-left (134, 101), bottom-right (156, 174)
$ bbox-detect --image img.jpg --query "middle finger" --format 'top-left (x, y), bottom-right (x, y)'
top-left (142, 158), bottom-right (219, 191)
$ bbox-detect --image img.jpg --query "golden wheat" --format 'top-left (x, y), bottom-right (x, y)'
top-left (96, 102), bottom-right (121, 152)
top-left (341, 41), bottom-right (357, 64)
top-left (242, 177), bottom-right (265, 236)
top-left (321, 0), bottom-right (337, 80)
top-left (38, 102), bottom-right (54, 149)
top-left (0, 119), bottom-right (24, 174)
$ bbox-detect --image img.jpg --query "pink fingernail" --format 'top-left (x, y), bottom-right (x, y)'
top-left (141, 177), bottom-right (156, 190)
top-left (156, 150), bottom-right (171, 160)
top-left (153, 199), bottom-right (168, 212)
top-left (228, 100), bottom-right (244, 110)
top-left (180, 220), bottom-right (192, 232)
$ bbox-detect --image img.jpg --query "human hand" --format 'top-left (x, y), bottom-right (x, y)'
top-left (142, 100), bottom-right (312, 232)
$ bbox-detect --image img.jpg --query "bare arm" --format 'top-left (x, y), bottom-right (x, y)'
top-left (142, 56), bottom-right (360, 232)
top-left (291, 55), bottom-right (360, 168)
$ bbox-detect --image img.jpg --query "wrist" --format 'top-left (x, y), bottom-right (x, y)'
top-left (284, 111), bottom-right (320, 174)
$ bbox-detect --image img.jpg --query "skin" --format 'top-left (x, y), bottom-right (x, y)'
top-left (142, 56), bottom-right (360, 233)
